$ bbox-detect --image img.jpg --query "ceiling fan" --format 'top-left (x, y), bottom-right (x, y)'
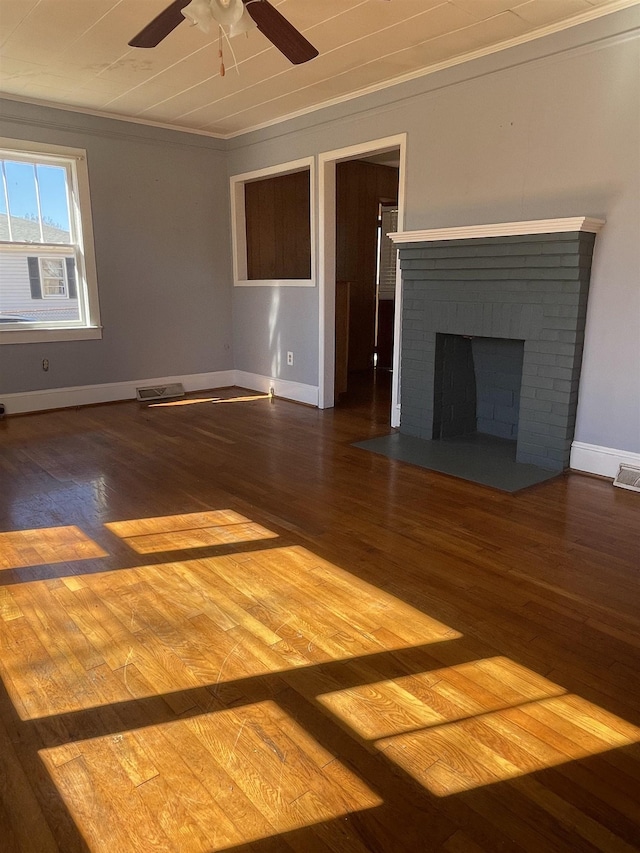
top-left (128, 0), bottom-right (319, 65)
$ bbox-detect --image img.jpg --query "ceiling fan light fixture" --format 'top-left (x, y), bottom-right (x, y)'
top-left (181, 0), bottom-right (214, 32)
top-left (229, 8), bottom-right (257, 38)
top-left (210, 0), bottom-right (245, 26)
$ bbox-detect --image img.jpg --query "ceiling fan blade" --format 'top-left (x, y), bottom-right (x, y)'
top-left (244, 0), bottom-right (318, 65)
top-left (129, 1), bottom-right (188, 48)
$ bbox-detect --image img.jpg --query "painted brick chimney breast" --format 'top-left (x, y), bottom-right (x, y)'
top-left (391, 220), bottom-right (602, 470)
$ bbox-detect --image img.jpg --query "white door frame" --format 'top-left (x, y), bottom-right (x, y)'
top-left (318, 133), bottom-right (407, 427)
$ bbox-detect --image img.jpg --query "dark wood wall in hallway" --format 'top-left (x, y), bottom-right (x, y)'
top-left (336, 160), bottom-right (399, 374)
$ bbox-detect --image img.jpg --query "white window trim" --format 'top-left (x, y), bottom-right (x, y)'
top-left (0, 137), bottom-right (102, 345)
top-left (230, 157), bottom-right (316, 287)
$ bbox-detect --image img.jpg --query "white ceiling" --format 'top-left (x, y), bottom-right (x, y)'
top-left (0, 0), bottom-right (637, 138)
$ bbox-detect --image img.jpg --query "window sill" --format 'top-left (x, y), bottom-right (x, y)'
top-left (0, 326), bottom-right (103, 345)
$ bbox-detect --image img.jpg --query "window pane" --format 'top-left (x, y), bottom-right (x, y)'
top-left (4, 160), bottom-right (40, 242)
top-left (43, 279), bottom-right (66, 295)
top-left (0, 177), bottom-right (6, 220)
top-left (37, 165), bottom-right (71, 242)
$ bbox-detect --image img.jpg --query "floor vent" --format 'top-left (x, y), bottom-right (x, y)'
top-left (136, 383), bottom-right (185, 402)
top-left (613, 463), bottom-right (640, 492)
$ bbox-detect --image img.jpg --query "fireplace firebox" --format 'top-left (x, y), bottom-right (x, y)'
top-left (433, 334), bottom-right (525, 443)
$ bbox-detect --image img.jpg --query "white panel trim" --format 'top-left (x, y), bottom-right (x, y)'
top-left (234, 371), bottom-right (318, 407)
top-left (230, 156), bottom-right (316, 288)
top-left (570, 441), bottom-right (640, 479)
top-left (1, 371), bottom-right (236, 415)
top-left (317, 133), bottom-right (408, 415)
top-left (390, 217), bottom-right (605, 243)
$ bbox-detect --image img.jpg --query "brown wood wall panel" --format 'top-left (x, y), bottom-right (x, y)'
top-left (336, 161), bottom-right (398, 374)
top-left (245, 170), bottom-right (311, 280)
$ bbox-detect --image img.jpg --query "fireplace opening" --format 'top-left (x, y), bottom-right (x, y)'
top-left (433, 334), bottom-right (524, 443)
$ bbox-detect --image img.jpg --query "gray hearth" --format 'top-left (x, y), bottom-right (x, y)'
top-left (392, 219), bottom-right (603, 471)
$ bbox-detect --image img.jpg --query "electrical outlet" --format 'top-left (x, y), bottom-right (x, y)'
top-left (42, 358), bottom-right (49, 372)
top-left (287, 351), bottom-right (294, 366)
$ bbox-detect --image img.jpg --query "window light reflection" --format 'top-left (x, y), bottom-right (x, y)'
top-left (378, 693), bottom-right (640, 796)
top-left (0, 545), bottom-right (460, 721)
top-left (0, 525), bottom-right (108, 571)
top-left (148, 393), bottom-right (270, 407)
top-left (40, 700), bottom-right (382, 853)
top-left (318, 657), bottom-right (640, 797)
top-left (105, 510), bottom-right (278, 554)
top-left (317, 656), bottom-right (567, 740)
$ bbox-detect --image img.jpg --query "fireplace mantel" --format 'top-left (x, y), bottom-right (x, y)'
top-left (390, 216), bottom-right (605, 244)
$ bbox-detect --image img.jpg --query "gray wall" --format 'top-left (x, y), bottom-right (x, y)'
top-left (233, 286), bottom-right (318, 383)
top-left (0, 100), bottom-right (233, 394)
top-left (227, 7), bottom-right (640, 454)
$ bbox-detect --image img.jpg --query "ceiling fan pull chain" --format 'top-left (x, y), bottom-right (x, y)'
top-left (221, 25), bottom-right (241, 76)
top-left (218, 25), bottom-right (226, 77)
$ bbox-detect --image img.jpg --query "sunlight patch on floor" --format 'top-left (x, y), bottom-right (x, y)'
top-left (319, 657), bottom-right (640, 797)
top-left (40, 700), bottom-right (382, 853)
top-left (317, 656), bottom-right (568, 740)
top-left (0, 544), bottom-right (460, 720)
top-left (378, 693), bottom-right (640, 796)
top-left (0, 525), bottom-right (108, 571)
top-left (105, 510), bottom-right (278, 554)
top-left (148, 394), bottom-right (270, 408)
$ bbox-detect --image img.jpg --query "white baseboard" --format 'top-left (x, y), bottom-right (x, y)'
top-left (235, 371), bottom-right (319, 407)
top-left (570, 441), bottom-right (640, 479)
top-left (2, 370), bottom-right (236, 415)
top-left (3, 377), bottom-right (636, 481)
top-left (2, 369), bottom-right (319, 415)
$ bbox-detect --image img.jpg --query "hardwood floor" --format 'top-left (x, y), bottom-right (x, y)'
top-left (0, 382), bottom-right (639, 852)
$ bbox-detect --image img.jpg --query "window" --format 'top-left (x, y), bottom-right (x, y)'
top-left (0, 138), bottom-right (101, 343)
top-left (231, 158), bottom-right (315, 287)
top-left (40, 258), bottom-right (68, 297)
top-left (376, 205), bottom-right (398, 299)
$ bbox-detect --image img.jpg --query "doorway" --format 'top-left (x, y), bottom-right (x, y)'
top-left (318, 134), bottom-right (407, 427)
top-left (334, 159), bottom-right (398, 406)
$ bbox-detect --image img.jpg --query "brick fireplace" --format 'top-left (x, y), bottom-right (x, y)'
top-left (390, 218), bottom-right (603, 471)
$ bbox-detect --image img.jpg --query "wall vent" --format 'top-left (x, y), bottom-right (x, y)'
top-left (613, 463), bottom-right (640, 492)
top-left (136, 383), bottom-right (185, 402)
